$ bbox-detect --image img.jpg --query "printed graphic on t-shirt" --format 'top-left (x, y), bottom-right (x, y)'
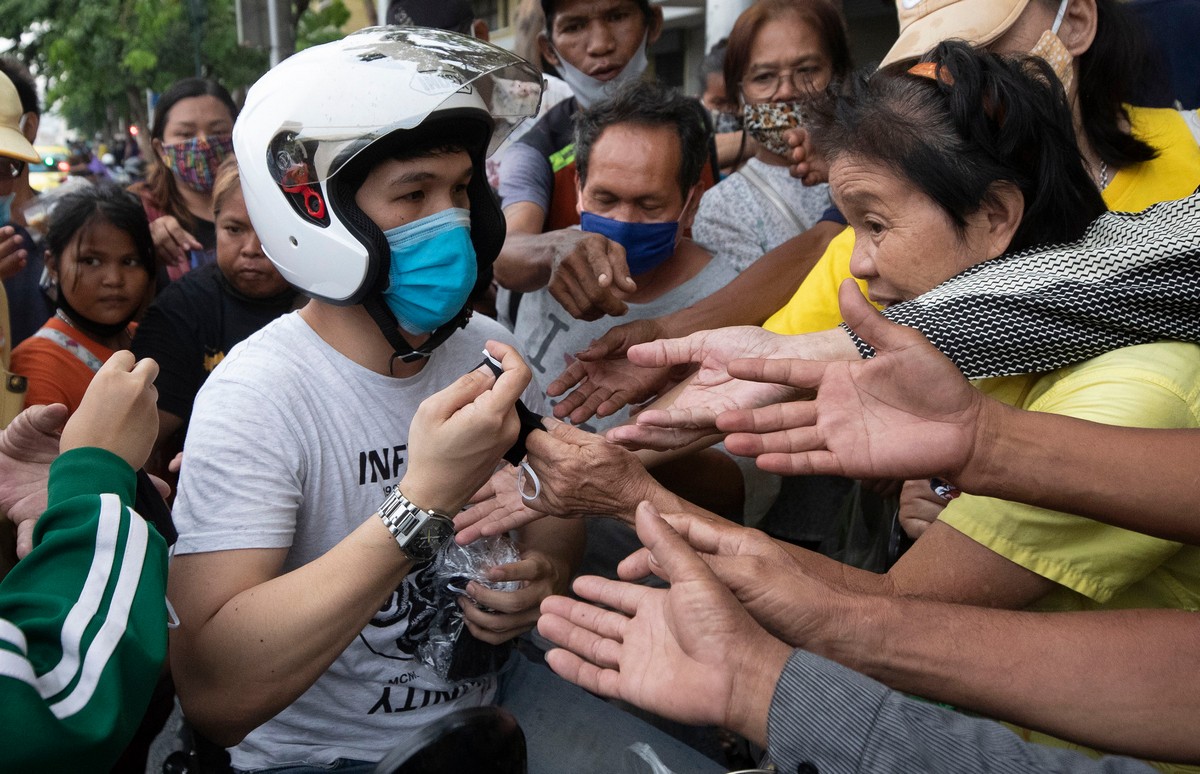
top-left (360, 561), bottom-right (440, 662)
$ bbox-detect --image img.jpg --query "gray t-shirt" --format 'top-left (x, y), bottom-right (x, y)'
top-left (514, 252), bottom-right (737, 433)
top-left (173, 311), bottom-right (547, 769)
top-left (692, 157), bottom-right (832, 273)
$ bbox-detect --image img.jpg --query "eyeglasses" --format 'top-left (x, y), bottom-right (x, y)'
top-left (740, 66), bottom-right (821, 101)
top-left (0, 158), bottom-right (26, 180)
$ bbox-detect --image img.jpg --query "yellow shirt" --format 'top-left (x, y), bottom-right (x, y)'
top-left (940, 341), bottom-right (1200, 612)
top-left (763, 106), bottom-right (1200, 336)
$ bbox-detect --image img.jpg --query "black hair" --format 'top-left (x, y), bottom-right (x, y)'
top-left (150, 78), bottom-right (238, 143)
top-left (541, 0), bottom-right (654, 36)
top-left (0, 57), bottom-right (38, 115)
top-left (1036, 0), bottom-right (1157, 169)
top-left (813, 40), bottom-right (1106, 254)
top-left (46, 183), bottom-right (157, 279)
top-left (574, 80), bottom-right (710, 198)
top-left (700, 38), bottom-right (728, 82)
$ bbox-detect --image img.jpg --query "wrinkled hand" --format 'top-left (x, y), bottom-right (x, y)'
top-left (718, 282), bottom-right (986, 480)
top-left (460, 547), bottom-right (568, 644)
top-left (525, 419), bottom-right (653, 520)
top-left (150, 215), bottom-right (202, 267)
top-left (548, 318), bottom-right (678, 424)
top-left (454, 466), bottom-right (548, 545)
top-left (617, 508), bottom-right (849, 649)
top-left (608, 326), bottom-right (797, 451)
top-left (785, 127), bottom-right (829, 186)
top-left (548, 230), bottom-right (637, 321)
top-left (0, 403), bottom-right (67, 559)
top-left (538, 502), bottom-right (791, 744)
top-left (0, 226), bottom-right (29, 280)
top-left (899, 479), bottom-right (947, 540)
top-left (402, 341), bottom-right (531, 514)
top-left (61, 352), bottom-right (159, 471)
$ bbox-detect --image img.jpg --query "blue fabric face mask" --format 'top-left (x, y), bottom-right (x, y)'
top-left (579, 212), bottom-right (679, 276)
top-left (0, 193), bottom-right (14, 227)
top-left (381, 207), bottom-right (477, 335)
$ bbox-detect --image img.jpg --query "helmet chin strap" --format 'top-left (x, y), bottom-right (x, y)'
top-left (362, 294), bottom-right (471, 368)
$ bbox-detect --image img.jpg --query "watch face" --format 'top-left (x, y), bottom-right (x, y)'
top-left (404, 516), bottom-right (454, 562)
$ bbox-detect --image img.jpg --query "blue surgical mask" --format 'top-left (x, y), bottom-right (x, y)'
top-left (0, 193), bottom-right (14, 227)
top-left (381, 208), bottom-right (477, 335)
top-left (579, 211), bottom-right (678, 276)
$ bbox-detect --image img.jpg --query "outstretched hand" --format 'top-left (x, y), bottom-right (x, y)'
top-left (0, 403), bottom-right (68, 559)
top-left (548, 230), bottom-right (637, 321)
top-left (718, 282), bottom-right (986, 481)
top-left (617, 507), bottom-right (853, 650)
top-left (547, 318), bottom-right (677, 424)
top-left (606, 326), bottom-right (797, 451)
top-left (538, 502), bottom-right (791, 745)
top-left (454, 466), bottom-right (546, 544)
top-left (525, 419), bottom-right (654, 520)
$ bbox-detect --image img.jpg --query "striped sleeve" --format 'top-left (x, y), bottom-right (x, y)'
top-left (0, 448), bottom-right (168, 773)
top-left (766, 650), bottom-right (1157, 773)
top-left (845, 192), bottom-right (1200, 380)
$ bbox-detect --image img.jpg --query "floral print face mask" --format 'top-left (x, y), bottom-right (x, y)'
top-left (161, 134), bottom-right (234, 193)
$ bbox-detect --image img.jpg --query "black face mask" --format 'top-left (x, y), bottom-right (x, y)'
top-left (56, 290), bottom-right (137, 340)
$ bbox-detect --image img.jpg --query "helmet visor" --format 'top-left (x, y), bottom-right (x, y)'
top-left (266, 27), bottom-right (543, 189)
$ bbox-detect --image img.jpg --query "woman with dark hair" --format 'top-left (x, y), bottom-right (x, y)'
top-left (130, 78), bottom-right (238, 280)
top-left (692, 0), bottom-right (852, 273)
top-left (11, 184), bottom-right (156, 414)
top-left (763, 0), bottom-right (1200, 337)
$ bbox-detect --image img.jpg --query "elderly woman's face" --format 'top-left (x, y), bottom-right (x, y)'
top-left (831, 155), bottom-right (998, 306)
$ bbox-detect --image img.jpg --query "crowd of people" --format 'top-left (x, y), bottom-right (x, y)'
top-left (1, 0), bottom-right (1199, 772)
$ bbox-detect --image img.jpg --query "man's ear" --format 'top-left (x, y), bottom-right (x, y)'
top-left (678, 182), bottom-right (702, 231)
top-left (1058, 0), bottom-right (1097, 58)
top-left (472, 19), bottom-right (490, 42)
top-left (647, 5), bottom-right (664, 46)
top-left (575, 174), bottom-right (585, 218)
top-left (19, 112), bottom-right (38, 144)
top-left (981, 181), bottom-right (1024, 260)
top-left (538, 32), bottom-right (560, 69)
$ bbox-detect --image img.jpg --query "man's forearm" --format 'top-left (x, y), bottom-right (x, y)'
top-left (963, 402), bottom-right (1200, 544)
top-left (494, 230), bottom-right (554, 292)
top-left (822, 595), bottom-right (1200, 762)
top-left (662, 221), bottom-right (843, 337)
top-left (170, 513), bottom-right (414, 746)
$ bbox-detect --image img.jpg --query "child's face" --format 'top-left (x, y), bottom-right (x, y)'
top-left (353, 150), bottom-right (473, 232)
top-left (51, 220), bottom-right (151, 326)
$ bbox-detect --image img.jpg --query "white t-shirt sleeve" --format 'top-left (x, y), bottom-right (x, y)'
top-left (173, 376), bottom-right (307, 554)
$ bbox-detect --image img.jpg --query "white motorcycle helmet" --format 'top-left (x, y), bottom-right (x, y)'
top-left (235, 27), bottom-right (542, 359)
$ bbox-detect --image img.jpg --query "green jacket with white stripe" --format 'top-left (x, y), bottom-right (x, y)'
top-left (0, 447), bottom-right (169, 772)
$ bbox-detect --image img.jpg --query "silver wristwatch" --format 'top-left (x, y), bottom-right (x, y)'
top-left (377, 488), bottom-right (455, 562)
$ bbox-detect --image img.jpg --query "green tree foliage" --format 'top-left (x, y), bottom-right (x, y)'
top-left (0, 0), bottom-right (349, 135)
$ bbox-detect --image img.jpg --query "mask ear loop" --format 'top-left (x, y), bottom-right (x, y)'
top-left (517, 461), bottom-right (541, 502)
top-left (1050, 0), bottom-right (1070, 35)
